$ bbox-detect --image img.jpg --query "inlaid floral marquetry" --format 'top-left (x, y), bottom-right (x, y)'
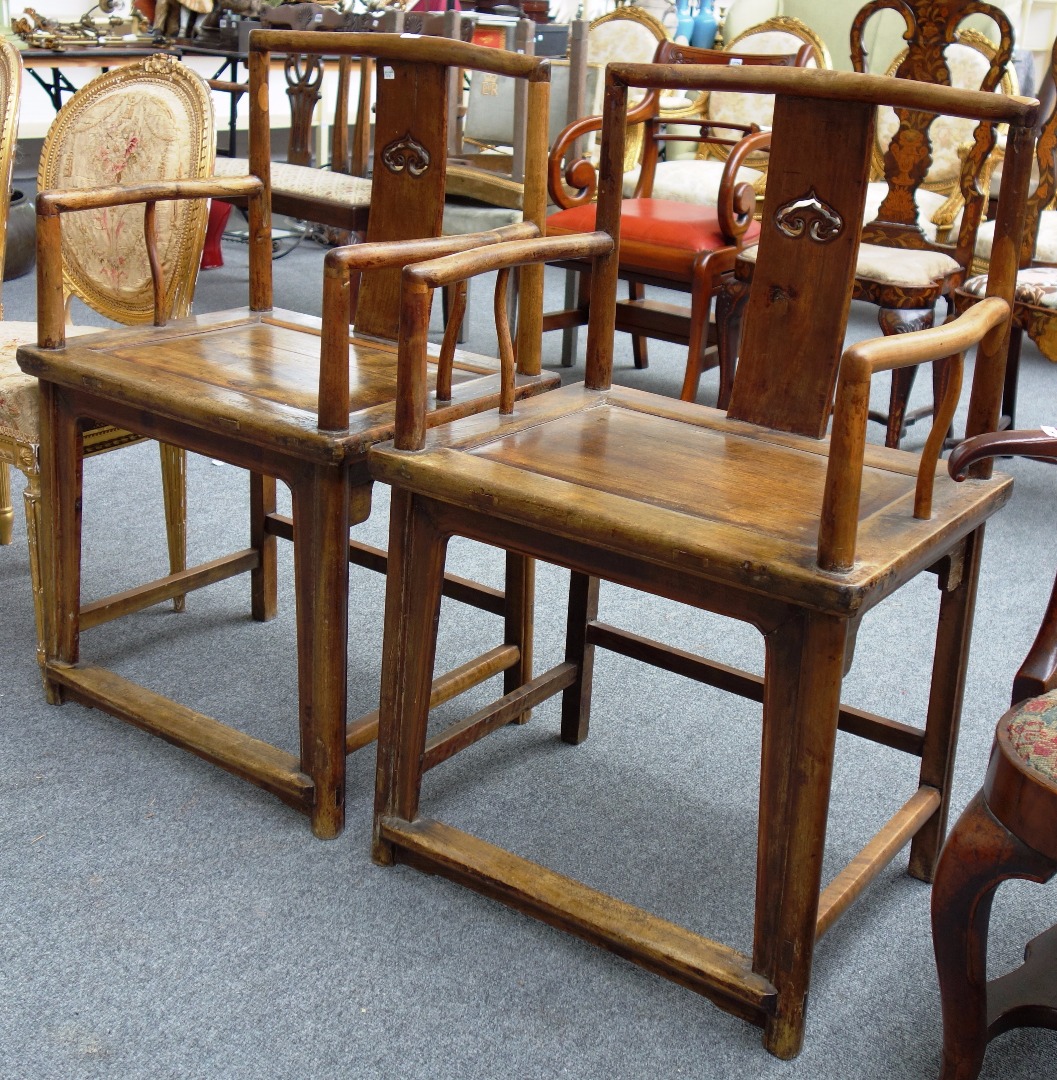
top-left (774, 189), bottom-right (843, 243)
top-left (381, 132), bottom-right (431, 177)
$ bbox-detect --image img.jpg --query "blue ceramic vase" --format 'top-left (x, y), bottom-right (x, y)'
top-left (690, 0), bottom-right (718, 49)
top-left (674, 0), bottom-right (694, 43)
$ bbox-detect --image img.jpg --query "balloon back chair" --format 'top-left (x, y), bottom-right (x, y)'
top-left (0, 52), bottom-right (215, 671)
top-left (932, 427), bottom-right (1057, 1080)
top-left (16, 31), bottom-right (558, 840)
top-left (369, 63), bottom-right (1036, 1060)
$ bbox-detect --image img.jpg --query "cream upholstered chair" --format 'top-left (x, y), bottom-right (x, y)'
top-left (0, 54), bottom-right (214, 670)
top-left (622, 16), bottom-right (828, 206)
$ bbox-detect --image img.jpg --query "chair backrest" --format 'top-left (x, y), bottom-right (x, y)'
top-left (1019, 37), bottom-right (1057, 267)
top-left (851, 0), bottom-right (1014, 253)
top-left (697, 16), bottom-right (827, 163)
top-left (247, 32), bottom-right (550, 344)
top-left (0, 39), bottom-right (21, 321)
top-left (38, 54), bottom-right (215, 325)
top-left (585, 64), bottom-right (1033, 440)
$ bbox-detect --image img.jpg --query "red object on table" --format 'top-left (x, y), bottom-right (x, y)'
top-left (200, 198), bottom-right (232, 270)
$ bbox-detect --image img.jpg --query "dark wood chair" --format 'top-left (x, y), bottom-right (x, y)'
top-left (16, 31), bottom-right (558, 840)
top-left (717, 0), bottom-right (1014, 443)
top-left (956, 36), bottom-right (1057, 433)
top-left (932, 427), bottom-right (1057, 1080)
top-left (544, 38), bottom-right (809, 402)
top-left (368, 62), bottom-right (1036, 1060)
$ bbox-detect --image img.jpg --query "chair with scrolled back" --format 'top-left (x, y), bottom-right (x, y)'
top-left (717, 0), bottom-right (1015, 443)
top-left (16, 31), bottom-right (558, 840)
top-left (544, 38), bottom-right (808, 401)
top-left (368, 61), bottom-right (1035, 1060)
top-left (0, 51), bottom-right (214, 672)
top-left (931, 427), bottom-right (1057, 1080)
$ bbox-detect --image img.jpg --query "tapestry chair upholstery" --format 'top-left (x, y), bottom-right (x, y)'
top-left (932, 427), bottom-right (1057, 1080)
top-left (16, 31), bottom-right (558, 840)
top-left (0, 52), bottom-right (214, 671)
top-left (369, 61), bottom-right (1035, 1061)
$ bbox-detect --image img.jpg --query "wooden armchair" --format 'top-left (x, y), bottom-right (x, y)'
top-left (956, 35), bottom-right (1057, 432)
top-left (932, 428), bottom-right (1057, 1080)
top-left (544, 39), bottom-right (801, 401)
top-left (717, 0), bottom-right (1015, 443)
top-left (16, 31), bottom-right (558, 840)
top-left (0, 52), bottom-right (215, 671)
top-left (368, 63), bottom-right (1035, 1060)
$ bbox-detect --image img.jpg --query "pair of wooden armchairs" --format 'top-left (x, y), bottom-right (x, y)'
top-left (716, 0), bottom-right (1017, 443)
top-left (19, 34), bottom-right (1037, 1062)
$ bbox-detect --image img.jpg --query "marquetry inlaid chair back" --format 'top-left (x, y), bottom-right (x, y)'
top-left (956, 36), bottom-right (1057, 430)
top-left (0, 54), bottom-right (214, 672)
top-left (931, 428), bottom-right (1057, 1080)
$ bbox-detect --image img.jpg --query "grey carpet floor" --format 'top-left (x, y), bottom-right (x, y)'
top-left (1, 233), bottom-right (1055, 1079)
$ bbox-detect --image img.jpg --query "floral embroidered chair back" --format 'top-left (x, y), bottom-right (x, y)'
top-left (38, 54), bottom-right (215, 325)
top-left (0, 40), bottom-right (21, 321)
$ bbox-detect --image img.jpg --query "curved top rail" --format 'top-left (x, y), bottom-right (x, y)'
top-left (604, 63), bottom-right (1036, 125)
top-left (248, 30), bottom-right (551, 81)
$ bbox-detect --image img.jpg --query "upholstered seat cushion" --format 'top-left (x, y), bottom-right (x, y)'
top-left (961, 266), bottom-right (1057, 310)
top-left (0, 323), bottom-right (99, 438)
top-left (622, 159), bottom-right (763, 205)
top-left (442, 199), bottom-right (523, 236)
top-left (1005, 689), bottom-right (1057, 781)
top-left (549, 198), bottom-right (760, 274)
top-left (213, 156), bottom-right (373, 205)
top-left (976, 210), bottom-right (1057, 265)
top-left (738, 241), bottom-right (960, 288)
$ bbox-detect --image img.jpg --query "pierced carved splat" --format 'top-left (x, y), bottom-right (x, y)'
top-left (774, 189), bottom-right (843, 244)
top-left (381, 132), bottom-right (431, 177)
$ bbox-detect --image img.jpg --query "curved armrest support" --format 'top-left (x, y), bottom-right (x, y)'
top-left (395, 232), bottom-right (613, 451)
top-left (547, 90), bottom-right (660, 210)
top-left (35, 177), bottom-right (267, 350)
top-left (949, 426), bottom-right (1057, 702)
top-left (317, 223), bottom-right (541, 432)
top-left (818, 296), bottom-right (1010, 572)
top-left (717, 129), bottom-right (771, 241)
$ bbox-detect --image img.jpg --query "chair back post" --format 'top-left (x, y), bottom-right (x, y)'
top-left (0, 39), bottom-right (20, 321)
top-left (510, 18), bottom-right (535, 185)
top-left (445, 10), bottom-right (465, 157)
top-left (566, 19), bottom-right (589, 165)
top-left (248, 42), bottom-right (275, 312)
top-left (963, 118), bottom-right (1036, 463)
top-left (584, 70), bottom-right (630, 391)
top-left (1020, 37), bottom-right (1057, 266)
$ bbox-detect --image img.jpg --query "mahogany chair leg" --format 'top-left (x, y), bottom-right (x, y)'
top-left (0, 461), bottom-right (12, 546)
top-left (629, 281), bottom-right (649, 369)
top-left (877, 306), bottom-right (935, 448)
top-left (373, 488), bottom-right (450, 865)
top-left (1001, 322), bottom-right (1025, 430)
top-left (18, 452), bottom-right (47, 674)
top-left (715, 274), bottom-right (750, 411)
top-left (932, 790), bottom-right (1057, 1080)
top-left (560, 570), bottom-right (599, 745)
top-left (158, 443), bottom-right (187, 613)
top-left (679, 259), bottom-right (716, 403)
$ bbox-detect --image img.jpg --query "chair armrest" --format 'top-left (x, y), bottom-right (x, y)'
top-left (35, 177), bottom-right (266, 349)
top-left (318, 223), bottom-right (542, 431)
top-left (547, 91), bottom-right (660, 210)
top-left (391, 232), bottom-right (613, 450)
top-left (717, 128), bottom-right (770, 240)
top-left (949, 427), bottom-right (1057, 702)
top-left (817, 296), bottom-right (1010, 572)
